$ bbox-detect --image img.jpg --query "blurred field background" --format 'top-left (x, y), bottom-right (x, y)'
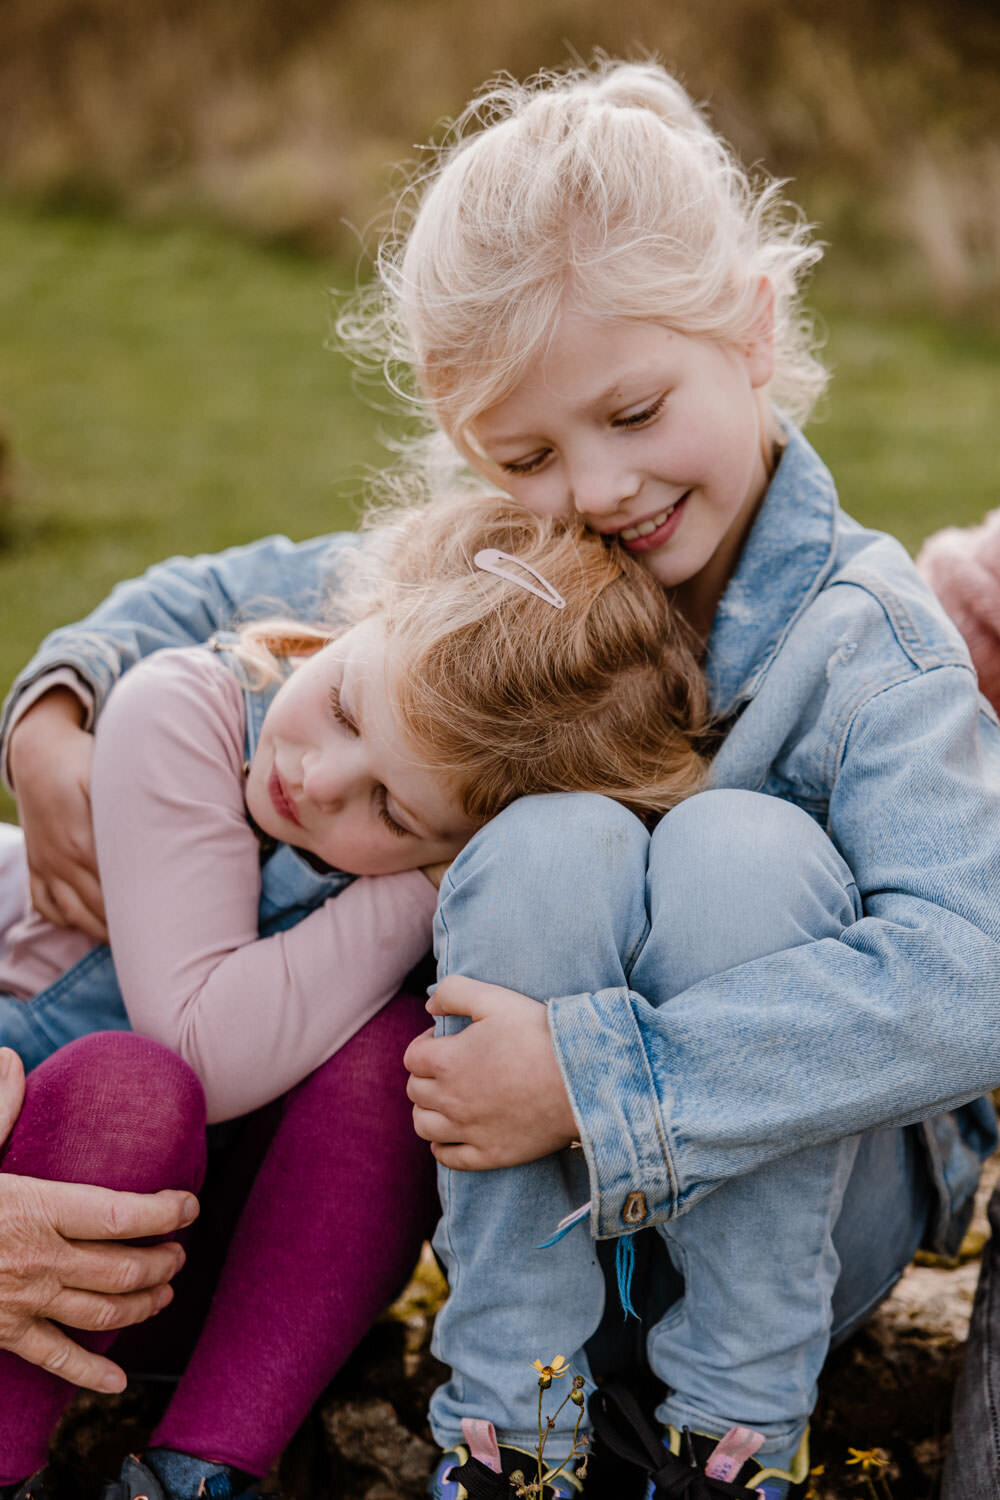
top-left (1, 0), bottom-right (999, 825)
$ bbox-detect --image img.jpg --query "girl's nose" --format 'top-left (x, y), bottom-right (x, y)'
top-left (301, 748), bottom-right (352, 810)
top-left (569, 454), bottom-right (640, 518)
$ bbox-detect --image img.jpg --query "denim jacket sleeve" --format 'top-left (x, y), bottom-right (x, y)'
top-left (549, 640), bottom-right (1000, 1237)
top-left (0, 531), bottom-right (358, 753)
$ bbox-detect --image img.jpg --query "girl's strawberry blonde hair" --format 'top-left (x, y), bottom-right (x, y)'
top-left (241, 489), bottom-right (712, 823)
top-left (339, 56), bottom-right (826, 476)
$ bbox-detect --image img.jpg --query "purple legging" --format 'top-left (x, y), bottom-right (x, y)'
top-left (0, 992), bottom-right (437, 1482)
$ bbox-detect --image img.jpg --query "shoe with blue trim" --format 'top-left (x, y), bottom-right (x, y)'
top-left (101, 1455), bottom-right (263, 1500)
top-left (590, 1385), bottom-right (809, 1499)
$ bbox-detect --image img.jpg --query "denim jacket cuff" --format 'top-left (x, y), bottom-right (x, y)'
top-left (548, 986), bottom-right (680, 1238)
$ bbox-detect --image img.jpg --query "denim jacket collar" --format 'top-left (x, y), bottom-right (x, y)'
top-left (706, 424), bottom-right (840, 717)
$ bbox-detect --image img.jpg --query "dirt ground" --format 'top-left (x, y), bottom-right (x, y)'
top-left (47, 1160), bottom-right (997, 1500)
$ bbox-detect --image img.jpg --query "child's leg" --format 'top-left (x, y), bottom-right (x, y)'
top-left (428, 790), bottom-right (931, 1469)
top-left (149, 989), bottom-right (438, 1477)
top-left (0, 1032), bottom-right (206, 1486)
top-left (429, 794), bottom-right (652, 1458)
top-left (635, 791), bottom-right (930, 1461)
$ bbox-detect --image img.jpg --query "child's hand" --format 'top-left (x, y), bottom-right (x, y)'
top-left (404, 976), bottom-right (579, 1169)
top-left (420, 858), bottom-right (453, 890)
top-left (8, 689), bottom-right (108, 942)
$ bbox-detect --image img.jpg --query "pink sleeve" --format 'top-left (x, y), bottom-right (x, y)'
top-left (90, 649), bottom-right (436, 1122)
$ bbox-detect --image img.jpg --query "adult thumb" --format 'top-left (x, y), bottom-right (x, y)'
top-left (0, 1048), bottom-right (26, 1146)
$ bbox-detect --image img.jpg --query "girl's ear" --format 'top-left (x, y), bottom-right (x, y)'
top-left (744, 276), bottom-right (775, 389)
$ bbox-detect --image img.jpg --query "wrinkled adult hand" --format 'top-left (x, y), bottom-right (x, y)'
top-left (404, 976), bottom-right (579, 1170)
top-left (0, 1048), bottom-right (198, 1393)
top-left (8, 688), bottom-right (107, 942)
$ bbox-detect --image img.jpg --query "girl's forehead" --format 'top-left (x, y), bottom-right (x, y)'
top-left (475, 317), bottom-right (682, 425)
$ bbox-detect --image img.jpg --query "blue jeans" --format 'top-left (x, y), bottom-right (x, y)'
top-left (428, 790), bottom-right (932, 1459)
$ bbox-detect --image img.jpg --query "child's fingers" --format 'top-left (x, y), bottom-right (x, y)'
top-left (426, 975), bottom-right (513, 1020)
top-left (402, 1025), bottom-right (437, 1077)
top-left (430, 1141), bottom-right (485, 1171)
top-left (410, 1102), bottom-right (460, 1144)
top-left (36, 872), bottom-right (107, 942)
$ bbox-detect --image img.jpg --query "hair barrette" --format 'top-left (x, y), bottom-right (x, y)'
top-left (473, 548), bottom-right (566, 609)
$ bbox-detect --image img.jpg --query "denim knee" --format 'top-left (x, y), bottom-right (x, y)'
top-left (639, 790), bottom-right (861, 999)
top-left (435, 793), bottom-right (650, 995)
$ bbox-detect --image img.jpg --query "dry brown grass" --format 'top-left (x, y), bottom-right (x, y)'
top-left (1, 0), bottom-right (998, 307)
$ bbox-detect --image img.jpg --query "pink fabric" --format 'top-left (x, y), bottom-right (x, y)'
top-left (917, 510), bottom-right (1000, 715)
top-left (1, 649), bottom-right (436, 1122)
top-left (0, 1032), bottom-right (207, 1485)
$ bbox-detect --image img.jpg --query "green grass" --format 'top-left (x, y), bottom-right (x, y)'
top-left (2, 201), bottom-right (999, 826)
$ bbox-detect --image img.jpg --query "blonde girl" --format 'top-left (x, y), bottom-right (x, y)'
top-left (0, 488), bottom-right (708, 1500)
top-left (352, 60), bottom-right (1000, 1500)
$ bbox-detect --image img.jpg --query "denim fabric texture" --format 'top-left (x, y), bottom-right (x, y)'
top-left (0, 663), bottom-right (352, 1070)
top-left (3, 427), bottom-right (1000, 1450)
top-left (541, 427), bottom-right (1000, 1240)
top-left (427, 791), bottom-right (933, 1457)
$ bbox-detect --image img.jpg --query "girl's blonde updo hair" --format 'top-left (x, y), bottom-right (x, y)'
top-left (242, 489), bottom-right (712, 824)
top-left (340, 57), bottom-right (826, 469)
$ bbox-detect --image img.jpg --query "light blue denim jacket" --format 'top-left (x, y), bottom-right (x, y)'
top-left (4, 430), bottom-right (999, 1249)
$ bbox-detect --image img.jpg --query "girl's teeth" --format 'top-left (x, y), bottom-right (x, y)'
top-left (621, 507), bottom-right (673, 541)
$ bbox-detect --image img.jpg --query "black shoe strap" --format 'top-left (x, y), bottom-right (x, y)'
top-left (589, 1386), bottom-right (757, 1498)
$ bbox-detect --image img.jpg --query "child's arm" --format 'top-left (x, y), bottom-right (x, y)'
top-left (408, 658), bottom-right (1000, 1229)
top-left (90, 648), bottom-right (435, 1123)
top-left (2, 531), bottom-right (356, 935)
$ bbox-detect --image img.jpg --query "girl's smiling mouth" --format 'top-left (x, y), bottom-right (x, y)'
top-left (617, 492), bottom-right (691, 552)
top-left (269, 766), bottom-right (302, 827)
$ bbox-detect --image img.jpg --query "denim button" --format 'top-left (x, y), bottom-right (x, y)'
top-left (622, 1191), bottom-right (647, 1224)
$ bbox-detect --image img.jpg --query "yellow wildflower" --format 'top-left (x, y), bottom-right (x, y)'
top-left (846, 1447), bottom-right (890, 1473)
top-left (532, 1355), bottom-right (569, 1388)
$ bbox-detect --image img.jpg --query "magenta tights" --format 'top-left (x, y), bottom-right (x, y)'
top-left (0, 993), bottom-right (437, 1481)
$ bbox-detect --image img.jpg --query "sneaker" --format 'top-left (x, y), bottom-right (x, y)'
top-left (590, 1385), bottom-right (809, 1499)
top-left (428, 1422), bottom-right (584, 1498)
top-left (101, 1455), bottom-right (260, 1500)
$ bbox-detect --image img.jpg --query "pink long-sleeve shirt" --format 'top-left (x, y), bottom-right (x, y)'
top-left (0, 648), bottom-right (436, 1121)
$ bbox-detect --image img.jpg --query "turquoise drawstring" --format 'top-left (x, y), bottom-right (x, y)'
top-left (616, 1234), bottom-right (639, 1321)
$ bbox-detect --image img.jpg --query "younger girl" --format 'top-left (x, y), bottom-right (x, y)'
top-left (0, 488), bottom-right (710, 1500)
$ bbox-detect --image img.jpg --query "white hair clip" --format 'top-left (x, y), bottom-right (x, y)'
top-left (473, 548), bottom-right (566, 609)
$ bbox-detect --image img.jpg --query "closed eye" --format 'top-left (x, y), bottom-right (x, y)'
top-left (499, 448), bottom-right (552, 477)
top-left (377, 789), bottom-right (411, 838)
top-left (328, 682), bottom-right (359, 736)
top-left (614, 393), bottom-right (667, 429)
